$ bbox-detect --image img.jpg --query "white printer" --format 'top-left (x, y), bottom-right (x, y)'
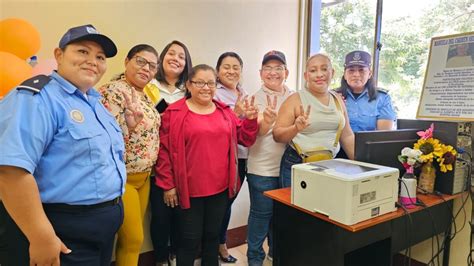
top-left (291, 159), bottom-right (399, 225)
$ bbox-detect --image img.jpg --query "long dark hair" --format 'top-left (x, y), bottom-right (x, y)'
top-left (216, 52), bottom-right (243, 71)
top-left (185, 64), bottom-right (217, 98)
top-left (336, 75), bottom-right (378, 102)
top-left (215, 52), bottom-right (243, 88)
top-left (156, 40), bottom-right (192, 88)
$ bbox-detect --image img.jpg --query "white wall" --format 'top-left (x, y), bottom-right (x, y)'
top-left (1, 0), bottom-right (301, 252)
top-left (0, 0), bottom-right (301, 94)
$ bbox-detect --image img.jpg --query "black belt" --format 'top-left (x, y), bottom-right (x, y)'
top-left (43, 197), bottom-right (121, 212)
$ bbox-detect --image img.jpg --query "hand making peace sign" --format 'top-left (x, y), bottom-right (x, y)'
top-left (233, 92), bottom-right (246, 117)
top-left (242, 95), bottom-right (259, 120)
top-left (294, 104), bottom-right (311, 132)
top-left (122, 88), bottom-right (144, 129)
top-left (263, 95), bottom-right (278, 125)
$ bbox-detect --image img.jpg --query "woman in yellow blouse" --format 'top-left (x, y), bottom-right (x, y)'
top-left (99, 44), bottom-right (160, 266)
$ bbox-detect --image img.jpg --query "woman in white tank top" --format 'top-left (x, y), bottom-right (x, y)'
top-left (273, 53), bottom-right (355, 188)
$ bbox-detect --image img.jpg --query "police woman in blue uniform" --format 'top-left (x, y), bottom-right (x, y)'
top-left (336, 50), bottom-right (396, 132)
top-left (0, 25), bottom-right (126, 266)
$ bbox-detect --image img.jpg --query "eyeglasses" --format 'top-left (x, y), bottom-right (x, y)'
top-left (133, 56), bottom-right (158, 72)
top-left (262, 66), bottom-right (285, 72)
top-left (190, 80), bottom-right (217, 88)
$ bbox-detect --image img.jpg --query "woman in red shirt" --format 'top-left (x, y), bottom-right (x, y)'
top-left (155, 64), bottom-right (259, 266)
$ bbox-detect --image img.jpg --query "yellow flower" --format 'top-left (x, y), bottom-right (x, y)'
top-left (437, 144), bottom-right (457, 173)
top-left (414, 138), bottom-right (443, 163)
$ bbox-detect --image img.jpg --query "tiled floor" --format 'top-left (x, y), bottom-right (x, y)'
top-left (221, 242), bottom-right (272, 266)
top-left (190, 241), bottom-right (271, 266)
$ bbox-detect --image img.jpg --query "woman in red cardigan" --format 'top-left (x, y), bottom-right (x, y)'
top-left (155, 64), bottom-right (259, 266)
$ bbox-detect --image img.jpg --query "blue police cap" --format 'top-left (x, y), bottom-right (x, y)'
top-left (59, 24), bottom-right (117, 58)
top-left (344, 50), bottom-right (371, 68)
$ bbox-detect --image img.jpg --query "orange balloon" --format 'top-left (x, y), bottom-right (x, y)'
top-left (0, 18), bottom-right (41, 60)
top-left (0, 52), bottom-right (33, 97)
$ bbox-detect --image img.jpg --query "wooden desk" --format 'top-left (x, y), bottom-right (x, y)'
top-left (265, 188), bottom-right (460, 266)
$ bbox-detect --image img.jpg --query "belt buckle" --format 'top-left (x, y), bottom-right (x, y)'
top-left (113, 197), bottom-right (120, 205)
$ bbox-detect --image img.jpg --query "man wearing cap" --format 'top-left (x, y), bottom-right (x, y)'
top-left (0, 24), bottom-right (126, 266)
top-left (336, 50), bottom-right (396, 132)
top-left (246, 50), bottom-right (293, 266)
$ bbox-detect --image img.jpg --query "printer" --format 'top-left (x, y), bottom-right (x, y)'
top-left (291, 159), bottom-right (399, 225)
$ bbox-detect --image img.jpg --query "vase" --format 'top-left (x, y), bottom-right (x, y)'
top-left (418, 162), bottom-right (436, 193)
top-left (400, 171), bottom-right (417, 208)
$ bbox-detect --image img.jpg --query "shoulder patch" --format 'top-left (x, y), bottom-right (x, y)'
top-left (16, 75), bottom-right (51, 94)
top-left (377, 88), bottom-right (388, 94)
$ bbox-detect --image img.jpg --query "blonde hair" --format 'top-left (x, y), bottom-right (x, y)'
top-left (305, 53), bottom-right (333, 69)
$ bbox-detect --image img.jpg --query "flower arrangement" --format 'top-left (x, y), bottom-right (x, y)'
top-left (398, 147), bottom-right (423, 174)
top-left (413, 123), bottom-right (457, 173)
top-left (397, 123), bottom-right (457, 195)
top-left (398, 123), bottom-right (457, 173)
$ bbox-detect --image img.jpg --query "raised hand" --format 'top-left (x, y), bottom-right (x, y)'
top-left (294, 104), bottom-right (311, 131)
top-left (233, 92), bottom-right (246, 117)
top-left (263, 95), bottom-right (278, 124)
top-left (122, 88), bottom-right (144, 129)
top-left (242, 95), bottom-right (259, 120)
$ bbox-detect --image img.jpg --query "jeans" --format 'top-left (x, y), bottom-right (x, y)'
top-left (246, 173), bottom-right (280, 266)
top-left (219, 158), bottom-right (247, 244)
top-left (279, 146), bottom-right (302, 188)
top-left (176, 191), bottom-right (228, 266)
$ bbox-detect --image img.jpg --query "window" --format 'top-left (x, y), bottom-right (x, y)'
top-left (317, 0), bottom-right (474, 118)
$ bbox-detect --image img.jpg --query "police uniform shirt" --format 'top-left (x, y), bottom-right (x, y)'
top-left (0, 71), bottom-right (126, 205)
top-left (344, 88), bottom-right (396, 132)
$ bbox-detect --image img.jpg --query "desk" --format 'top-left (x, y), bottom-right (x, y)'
top-left (265, 188), bottom-right (459, 266)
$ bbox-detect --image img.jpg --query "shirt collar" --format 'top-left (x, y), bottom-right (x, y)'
top-left (347, 88), bottom-right (368, 99)
top-left (50, 71), bottom-right (100, 99)
top-left (217, 82), bottom-right (243, 93)
top-left (158, 81), bottom-right (183, 95)
top-left (261, 84), bottom-right (288, 97)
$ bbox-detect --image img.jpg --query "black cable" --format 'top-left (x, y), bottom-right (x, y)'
top-left (418, 164), bottom-right (470, 265)
top-left (462, 151), bottom-right (474, 265)
top-left (433, 162), bottom-right (471, 240)
top-left (398, 179), bottom-right (409, 266)
top-left (450, 149), bottom-right (473, 265)
top-left (428, 181), bottom-right (470, 265)
top-left (453, 156), bottom-right (472, 245)
top-left (398, 178), bottom-right (430, 266)
top-left (424, 204), bottom-right (442, 266)
top-left (415, 199), bottom-right (437, 266)
top-left (399, 152), bottom-right (473, 265)
top-left (432, 192), bottom-right (458, 239)
top-left (460, 149), bottom-right (474, 265)
top-left (397, 201), bottom-right (412, 266)
top-left (431, 157), bottom-right (471, 240)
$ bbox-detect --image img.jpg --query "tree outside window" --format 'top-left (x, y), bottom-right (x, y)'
top-left (319, 0), bottom-right (474, 119)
